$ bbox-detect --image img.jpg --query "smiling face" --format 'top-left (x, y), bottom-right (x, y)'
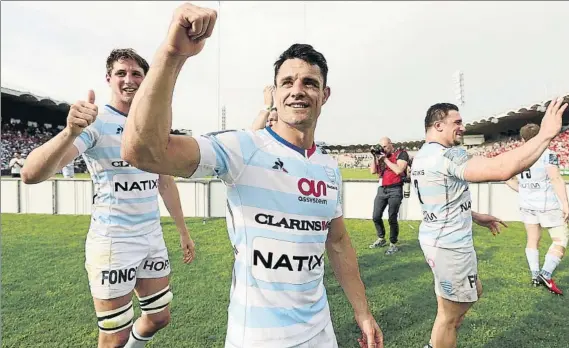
top-left (424, 103), bottom-right (464, 147)
top-left (432, 110), bottom-right (466, 146)
top-left (273, 58), bottom-right (330, 130)
top-left (106, 58), bottom-right (145, 106)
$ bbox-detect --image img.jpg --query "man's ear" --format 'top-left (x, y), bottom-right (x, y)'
top-left (433, 120), bottom-right (444, 132)
top-left (322, 86), bottom-right (331, 105)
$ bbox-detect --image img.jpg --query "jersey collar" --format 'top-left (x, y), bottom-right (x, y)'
top-left (265, 126), bottom-right (317, 158)
top-left (105, 104), bottom-right (128, 117)
top-left (428, 141), bottom-right (449, 148)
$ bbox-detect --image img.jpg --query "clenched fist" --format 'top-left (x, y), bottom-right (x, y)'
top-left (67, 90), bottom-right (98, 136)
top-left (165, 2), bottom-right (218, 57)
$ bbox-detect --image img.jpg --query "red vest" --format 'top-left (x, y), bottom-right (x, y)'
top-left (380, 150), bottom-right (403, 186)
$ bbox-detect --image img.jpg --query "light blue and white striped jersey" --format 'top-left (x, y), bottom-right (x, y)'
top-left (190, 127), bottom-right (343, 347)
top-left (73, 105), bottom-right (160, 237)
top-left (411, 142), bottom-right (473, 251)
top-left (516, 149), bottom-right (561, 211)
top-left (61, 162), bottom-right (74, 178)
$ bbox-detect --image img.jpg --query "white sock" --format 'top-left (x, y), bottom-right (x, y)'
top-left (540, 253), bottom-right (561, 280)
top-left (525, 248), bottom-right (540, 279)
top-left (124, 320), bottom-right (154, 348)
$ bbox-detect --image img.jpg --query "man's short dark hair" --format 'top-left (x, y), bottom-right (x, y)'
top-left (273, 44), bottom-right (328, 87)
top-left (106, 48), bottom-right (149, 76)
top-left (424, 103), bottom-right (459, 131)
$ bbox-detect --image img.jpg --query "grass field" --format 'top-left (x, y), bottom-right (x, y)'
top-left (2, 214), bottom-right (568, 347)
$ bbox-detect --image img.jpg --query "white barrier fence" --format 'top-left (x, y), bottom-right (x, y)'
top-left (2, 178), bottom-right (568, 221)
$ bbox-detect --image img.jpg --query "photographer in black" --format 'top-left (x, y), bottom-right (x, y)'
top-left (369, 137), bottom-right (410, 255)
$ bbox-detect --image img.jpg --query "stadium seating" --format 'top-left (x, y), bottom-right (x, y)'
top-left (467, 130), bottom-right (569, 168)
top-left (329, 130), bottom-right (568, 170)
top-left (3, 121), bottom-right (567, 174)
top-left (1, 123), bottom-right (88, 173)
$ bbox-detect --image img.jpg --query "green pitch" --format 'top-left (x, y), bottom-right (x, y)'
top-left (2, 214), bottom-right (568, 347)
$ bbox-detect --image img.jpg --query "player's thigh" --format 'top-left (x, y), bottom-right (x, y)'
top-left (134, 276), bottom-right (172, 326)
top-left (539, 209), bottom-right (566, 230)
top-left (523, 223), bottom-right (542, 245)
top-left (421, 244), bottom-right (479, 304)
top-left (520, 208), bottom-right (540, 226)
top-left (436, 295), bottom-right (473, 323)
top-left (92, 292), bottom-right (135, 340)
top-left (546, 221), bottom-right (569, 255)
top-left (85, 231), bottom-right (148, 303)
top-left (135, 229), bottom-right (172, 323)
top-left (136, 228), bottom-right (171, 280)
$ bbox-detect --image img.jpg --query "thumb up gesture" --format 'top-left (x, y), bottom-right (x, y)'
top-left (66, 90), bottom-right (98, 136)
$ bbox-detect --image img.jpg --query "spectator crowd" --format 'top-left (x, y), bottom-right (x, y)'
top-left (2, 122), bottom-right (568, 175)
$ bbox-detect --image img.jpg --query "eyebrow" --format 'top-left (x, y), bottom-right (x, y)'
top-left (279, 76), bottom-right (321, 87)
top-left (115, 69), bottom-right (143, 74)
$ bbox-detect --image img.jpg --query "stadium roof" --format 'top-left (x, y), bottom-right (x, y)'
top-left (464, 94), bottom-right (569, 136)
top-left (1, 86), bottom-right (71, 109)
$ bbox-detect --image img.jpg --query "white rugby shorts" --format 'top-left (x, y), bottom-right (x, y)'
top-left (421, 244), bottom-right (479, 303)
top-left (224, 320), bottom-right (338, 348)
top-left (84, 227), bottom-right (170, 299)
top-left (520, 208), bottom-right (565, 228)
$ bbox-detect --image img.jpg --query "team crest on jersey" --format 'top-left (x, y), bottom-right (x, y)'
top-left (548, 153), bottom-right (559, 166)
top-left (324, 166), bottom-right (337, 184)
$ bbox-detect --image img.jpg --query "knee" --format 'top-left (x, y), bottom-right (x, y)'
top-left (99, 331), bottom-right (130, 348)
top-left (372, 211), bottom-right (383, 222)
top-left (455, 314), bottom-right (466, 330)
top-left (437, 311), bottom-right (462, 329)
top-left (96, 301), bottom-right (134, 347)
top-left (146, 309), bottom-right (171, 330)
top-left (138, 286), bottom-right (173, 331)
top-left (548, 225), bottom-right (568, 258)
top-left (388, 214), bottom-right (399, 223)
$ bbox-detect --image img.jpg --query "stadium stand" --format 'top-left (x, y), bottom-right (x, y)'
top-left (2, 87), bottom-right (567, 175)
top-left (1, 87), bottom-right (192, 176)
top-left (321, 96), bottom-right (569, 172)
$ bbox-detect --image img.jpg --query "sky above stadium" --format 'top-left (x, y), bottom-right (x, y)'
top-left (1, 1), bottom-right (568, 144)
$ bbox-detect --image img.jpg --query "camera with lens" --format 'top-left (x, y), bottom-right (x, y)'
top-left (370, 144), bottom-right (385, 157)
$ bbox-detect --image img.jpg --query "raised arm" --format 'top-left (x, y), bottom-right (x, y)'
top-left (21, 91), bottom-right (97, 184)
top-left (251, 85), bottom-right (275, 131)
top-left (461, 98), bottom-right (567, 183)
top-left (121, 3), bottom-right (218, 177)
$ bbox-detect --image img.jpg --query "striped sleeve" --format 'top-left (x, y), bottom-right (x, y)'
top-left (73, 118), bottom-right (103, 155)
top-left (442, 147), bottom-right (470, 181)
top-left (190, 130), bottom-right (256, 184)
